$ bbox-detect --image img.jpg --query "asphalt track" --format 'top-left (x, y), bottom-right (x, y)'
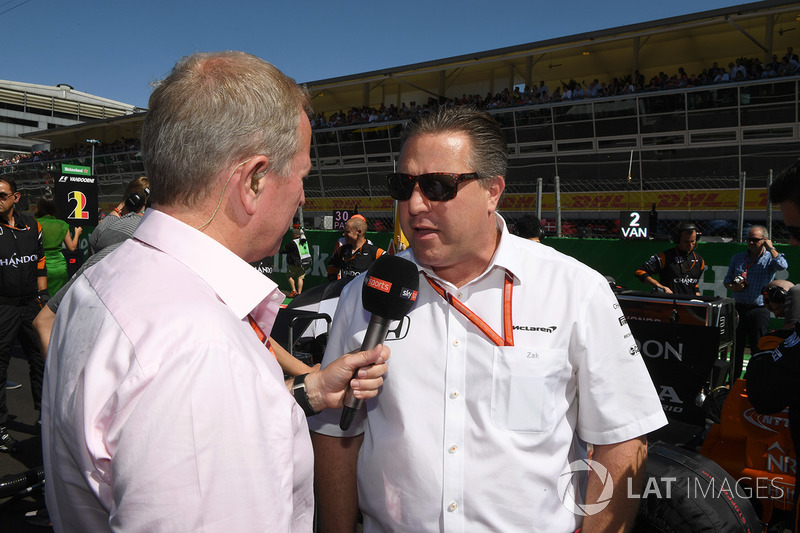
top-left (0, 343), bottom-right (50, 532)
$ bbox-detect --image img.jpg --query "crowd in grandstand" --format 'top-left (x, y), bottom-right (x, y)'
top-left (1, 138), bottom-right (139, 167)
top-left (2, 48), bottom-right (798, 165)
top-left (309, 49), bottom-right (800, 128)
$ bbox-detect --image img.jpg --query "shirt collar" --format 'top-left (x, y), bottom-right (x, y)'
top-left (404, 213), bottom-right (524, 288)
top-left (133, 209), bottom-right (281, 319)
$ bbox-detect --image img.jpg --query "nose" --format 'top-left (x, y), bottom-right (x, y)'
top-left (405, 183), bottom-right (431, 214)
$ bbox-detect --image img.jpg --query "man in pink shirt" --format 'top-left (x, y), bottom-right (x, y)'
top-left (41, 51), bottom-right (389, 532)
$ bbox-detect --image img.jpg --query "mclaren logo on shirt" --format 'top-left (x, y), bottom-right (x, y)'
top-left (0, 253), bottom-right (38, 268)
top-left (513, 325), bottom-right (557, 333)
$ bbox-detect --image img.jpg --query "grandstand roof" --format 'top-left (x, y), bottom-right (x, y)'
top-left (19, 111), bottom-right (147, 148)
top-left (0, 79), bottom-right (140, 111)
top-left (305, 0), bottom-right (800, 114)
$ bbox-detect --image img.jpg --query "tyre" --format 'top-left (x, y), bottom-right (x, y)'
top-left (632, 443), bottom-right (762, 533)
top-left (0, 465), bottom-right (44, 499)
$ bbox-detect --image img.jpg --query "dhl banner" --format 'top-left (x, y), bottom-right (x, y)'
top-left (302, 189), bottom-right (768, 213)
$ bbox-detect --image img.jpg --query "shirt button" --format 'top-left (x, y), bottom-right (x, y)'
top-left (457, 292), bottom-right (463, 299)
top-left (449, 390), bottom-right (459, 399)
top-left (448, 444), bottom-right (458, 454)
top-left (452, 338), bottom-right (460, 347)
top-left (447, 501), bottom-right (458, 512)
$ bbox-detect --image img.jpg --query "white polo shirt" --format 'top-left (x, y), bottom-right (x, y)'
top-left (310, 217), bottom-right (667, 532)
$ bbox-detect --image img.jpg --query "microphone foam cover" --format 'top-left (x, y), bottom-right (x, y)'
top-left (362, 255), bottom-right (419, 319)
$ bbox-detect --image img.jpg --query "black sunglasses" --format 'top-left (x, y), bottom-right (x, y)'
top-left (786, 225), bottom-right (800, 241)
top-left (747, 237), bottom-right (764, 243)
top-left (387, 172), bottom-right (479, 202)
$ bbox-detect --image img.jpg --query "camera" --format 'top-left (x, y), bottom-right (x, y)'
top-left (733, 275), bottom-right (748, 287)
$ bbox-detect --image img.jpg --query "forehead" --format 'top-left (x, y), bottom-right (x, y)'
top-left (399, 132), bottom-right (472, 171)
top-left (0, 181), bottom-right (11, 192)
top-left (748, 228), bottom-right (763, 237)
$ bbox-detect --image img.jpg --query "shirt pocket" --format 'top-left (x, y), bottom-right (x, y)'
top-left (491, 346), bottom-right (568, 433)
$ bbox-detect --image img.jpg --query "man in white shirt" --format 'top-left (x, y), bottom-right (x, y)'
top-left (310, 107), bottom-right (667, 532)
top-left (42, 51), bottom-right (390, 532)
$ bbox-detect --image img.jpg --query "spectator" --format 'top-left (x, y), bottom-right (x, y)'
top-left (724, 225), bottom-right (787, 382)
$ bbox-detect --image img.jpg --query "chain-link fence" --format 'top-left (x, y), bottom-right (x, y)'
top-left (2, 152), bottom-right (788, 243)
top-left (500, 171), bottom-right (782, 242)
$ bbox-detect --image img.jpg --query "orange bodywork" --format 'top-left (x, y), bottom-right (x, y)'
top-left (700, 379), bottom-right (796, 525)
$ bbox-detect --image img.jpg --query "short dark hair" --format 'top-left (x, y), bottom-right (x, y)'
top-left (35, 191), bottom-right (58, 218)
top-left (515, 214), bottom-right (542, 239)
top-left (0, 177), bottom-right (17, 193)
top-left (400, 106), bottom-right (508, 183)
top-left (769, 158), bottom-right (800, 209)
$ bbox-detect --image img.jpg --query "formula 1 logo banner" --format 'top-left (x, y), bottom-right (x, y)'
top-left (55, 164), bottom-right (98, 226)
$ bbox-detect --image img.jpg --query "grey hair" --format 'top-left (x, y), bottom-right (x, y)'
top-left (400, 106), bottom-right (507, 185)
top-left (142, 51), bottom-right (311, 208)
top-left (749, 225), bottom-right (769, 239)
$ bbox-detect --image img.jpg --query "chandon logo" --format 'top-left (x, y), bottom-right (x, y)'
top-left (0, 254), bottom-right (38, 267)
top-left (513, 325), bottom-right (557, 333)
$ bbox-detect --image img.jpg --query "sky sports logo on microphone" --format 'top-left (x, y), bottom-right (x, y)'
top-left (367, 276), bottom-right (392, 293)
top-left (400, 287), bottom-right (418, 302)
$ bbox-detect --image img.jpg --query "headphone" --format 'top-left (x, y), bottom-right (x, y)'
top-left (672, 222), bottom-right (699, 244)
top-left (762, 285), bottom-right (788, 306)
top-left (124, 187), bottom-right (150, 212)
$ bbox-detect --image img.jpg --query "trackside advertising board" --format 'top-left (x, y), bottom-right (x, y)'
top-left (55, 164), bottom-right (98, 226)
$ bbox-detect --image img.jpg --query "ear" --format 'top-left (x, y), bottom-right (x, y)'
top-left (486, 175), bottom-right (505, 211)
top-left (237, 155), bottom-right (270, 216)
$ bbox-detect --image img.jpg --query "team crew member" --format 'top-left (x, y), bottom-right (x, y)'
top-left (724, 224), bottom-right (787, 381)
top-left (89, 176), bottom-right (149, 254)
top-left (747, 158), bottom-right (800, 532)
top-left (41, 51), bottom-right (390, 532)
top-left (310, 107), bottom-right (666, 533)
top-left (0, 177), bottom-right (47, 453)
top-left (635, 222), bottom-right (705, 295)
top-left (327, 215), bottom-right (384, 281)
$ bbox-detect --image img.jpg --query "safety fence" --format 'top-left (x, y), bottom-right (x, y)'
top-left (1, 156), bottom-right (788, 242)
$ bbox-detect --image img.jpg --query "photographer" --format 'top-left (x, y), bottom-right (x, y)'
top-left (724, 225), bottom-right (787, 382)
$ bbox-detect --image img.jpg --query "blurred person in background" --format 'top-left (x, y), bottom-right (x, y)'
top-left (35, 192), bottom-right (82, 296)
top-left (0, 177), bottom-right (47, 453)
top-left (724, 224), bottom-right (787, 381)
top-left (635, 222), bottom-right (705, 295)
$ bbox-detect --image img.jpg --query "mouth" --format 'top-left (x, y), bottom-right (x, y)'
top-left (411, 223), bottom-right (438, 237)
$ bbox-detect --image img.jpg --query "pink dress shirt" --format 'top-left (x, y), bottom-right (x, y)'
top-left (42, 209), bottom-right (313, 532)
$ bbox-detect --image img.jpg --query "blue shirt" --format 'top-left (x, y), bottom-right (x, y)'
top-left (724, 248), bottom-right (788, 305)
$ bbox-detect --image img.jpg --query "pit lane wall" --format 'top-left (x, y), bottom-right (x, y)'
top-left (266, 231), bottom-right (800, 297)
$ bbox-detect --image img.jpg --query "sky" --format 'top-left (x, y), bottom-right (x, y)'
top-left (3, 0), bottom-right (745, 109)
